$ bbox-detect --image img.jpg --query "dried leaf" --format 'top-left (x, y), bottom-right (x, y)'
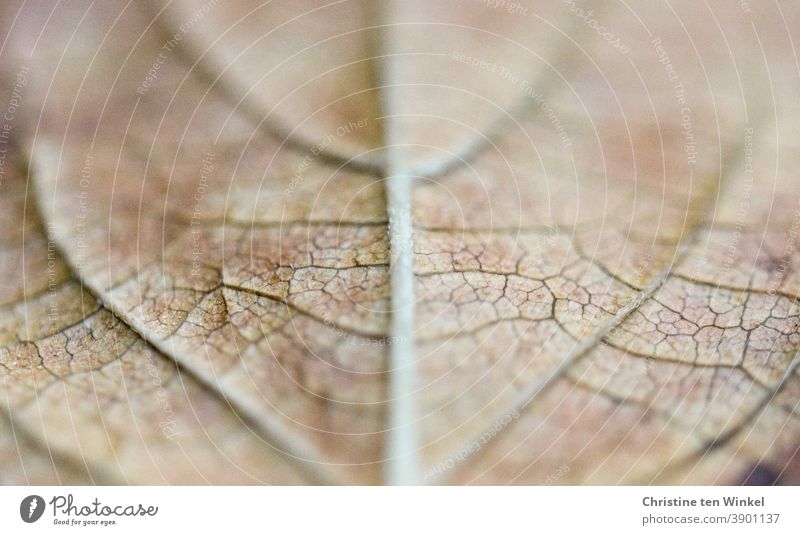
top-left (2, 0), bottom-right (799, 484)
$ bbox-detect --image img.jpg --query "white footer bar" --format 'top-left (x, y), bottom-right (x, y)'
top-left (0, 486), bottom-right (796, 534)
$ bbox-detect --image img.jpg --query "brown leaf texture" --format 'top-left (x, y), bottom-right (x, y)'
top-left (1, 0), bottom-right (799, 484)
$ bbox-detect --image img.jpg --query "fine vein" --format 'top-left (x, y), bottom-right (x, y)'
top-left (429, 129), bottom-right (750, 484)
top-left (30, 148), bottom-right (344, 486)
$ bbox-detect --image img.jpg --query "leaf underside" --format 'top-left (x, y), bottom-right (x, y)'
top-left (1, 0), bottom-right (799, 485)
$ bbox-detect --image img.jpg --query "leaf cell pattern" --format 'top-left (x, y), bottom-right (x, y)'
top-left (1, 0), bottom-right (799, 485)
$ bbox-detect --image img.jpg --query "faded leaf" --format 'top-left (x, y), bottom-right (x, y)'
top-left (1, 0), bottom-right (799, 485)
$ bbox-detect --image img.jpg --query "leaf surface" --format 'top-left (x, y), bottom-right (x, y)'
top-left (1, 0), bottom-right (799, 484)
top-left (1, 154), bottom-right (307, 483)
